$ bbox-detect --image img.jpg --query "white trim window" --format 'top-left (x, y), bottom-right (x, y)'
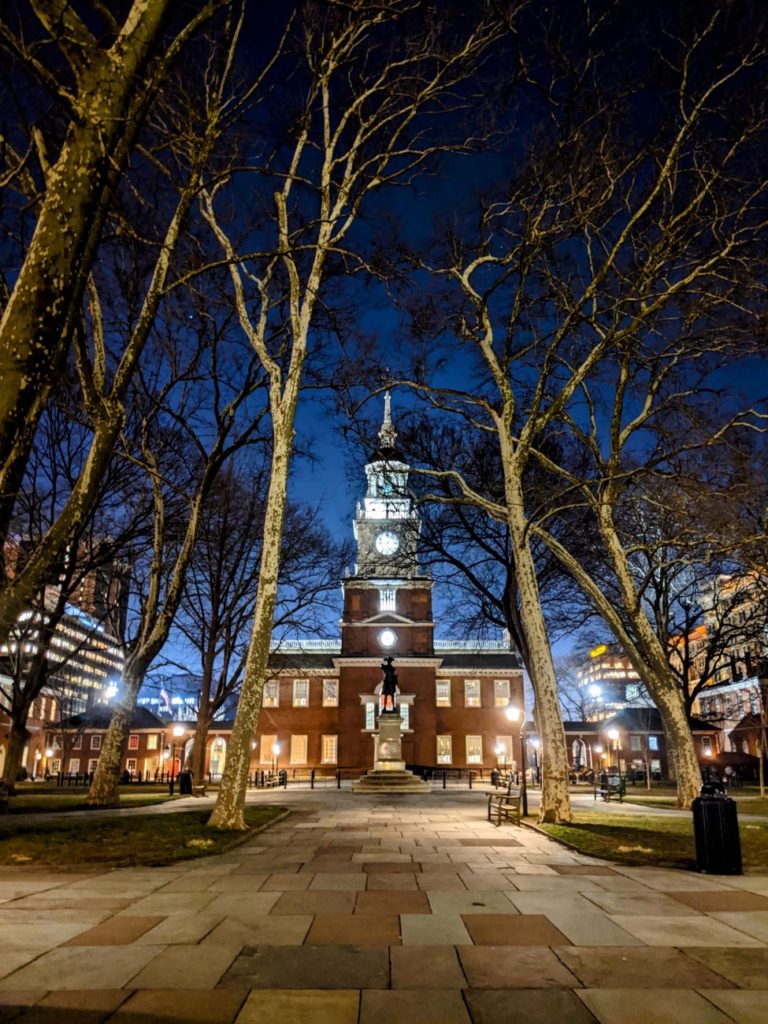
top-left (379, 587), bottom-right (397, 611)
top-left (260, 734), bottom-right (276, 765)
top-left (401, 704), bottom-right (410, 730)
top-left (464, 680), bottom-right (481, 708)
top-left (128, 734), bottom-right (139, 750)
top-left (126, 758), bottom-right (137, 773)
top-left (88, 758), bottom-right (99, 773)
top-left (292, 679), bottom-right (309, 707)
top-left (322, 680), bottom-right (338, 707)
top-left (435, 680), bottom-right (451, 707)
top-left (147, 734), bottom-right (158, 750)
top-left (494, 680), bottom-right (510, 707)
top-left (69, 758), bottom-right (80, 774)
top-left (466, 735), bottom-right (483, 764)
top-left (365, 703), bottom-right (376, 730)
top-left (290, 734), bottom-right (308, 765)
top-left (321, 735), bottom-right (338, 764)
top-left (494, 735), bottom-right (513, 764)
top-left (436, 735), bottom-right (452, 764)
top-left (263, 681), bottom-right (279, 708)
top-left (90, 735), bottom-right (102, 750)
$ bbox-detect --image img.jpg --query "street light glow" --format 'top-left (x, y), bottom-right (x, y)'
top-left (607, 728), bottom-right (620, 741)
top-left (172, 725), bottom-right (185, 738)
top-left (505, 704), bottom-right (521, 722)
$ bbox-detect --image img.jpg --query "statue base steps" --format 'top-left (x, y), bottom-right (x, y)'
top-left (352, 769), bottom-right (430, 793)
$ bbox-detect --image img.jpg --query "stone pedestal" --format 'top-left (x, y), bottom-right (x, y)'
top-left (353, 711), bottom-right (430, 793)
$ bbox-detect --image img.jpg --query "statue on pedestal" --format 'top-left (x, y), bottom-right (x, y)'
top-left (380, 656), bottom-right (398, 712)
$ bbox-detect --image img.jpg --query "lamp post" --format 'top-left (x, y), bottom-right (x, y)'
top-left (505, 704), bottom-right (528, 817)
top-left (169, 724), bottom-right (185, 795)
top-left (607, 727), bottom-right (620, 770)
top-left (272, 741), bottom-right (281, 780)
top-left (531, 737), bottom-right (541, 784)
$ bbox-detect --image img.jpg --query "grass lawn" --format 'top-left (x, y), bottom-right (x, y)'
top-left (5, 791), bottom-right (178, 814)
top-left (538, 811), bottom-right (768, 870)
top-left (623, 793), bottom-right (768, 817)
top-left (0, 806), bottom-right (284, 867)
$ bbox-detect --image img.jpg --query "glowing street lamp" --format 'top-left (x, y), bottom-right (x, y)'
top-left (169, 725), bottom-right (185, 795)
top-left (606, 727), bottom-right (620, 769)
top-left (505, 704), bottom-right (528, 817)
top-left (272, 741), bottom-right (281, 779)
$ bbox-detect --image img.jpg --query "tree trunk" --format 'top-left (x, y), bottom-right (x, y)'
top-left (2, 720), bottom-right (29, 794)
top-left (85, 666), bottom-right (143, 807)
top-left (191, 710), bottom-right (211, 783)
top-left (207, 423), bottom-right (294, 830)
top-left (502, 467), bottom-right (572, 824)
top-left (0, 3), bottom-right (170, 477)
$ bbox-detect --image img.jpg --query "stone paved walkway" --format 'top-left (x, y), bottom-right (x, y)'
top-left (0, 792), bottom-right (766, 1023)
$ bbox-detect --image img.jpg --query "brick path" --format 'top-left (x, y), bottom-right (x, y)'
top-left (0, 791), bottom-right (766, 1022)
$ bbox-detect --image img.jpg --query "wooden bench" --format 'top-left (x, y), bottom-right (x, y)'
top-left (192, 784), bottom-right (207, 798)
top-left (594, 776), bottom-right (625, 803)
top-left (487, 782), bottom-right (523, 826)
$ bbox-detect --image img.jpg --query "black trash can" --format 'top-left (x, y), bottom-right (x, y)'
top-left (692, 788), bottom-right (742, 875)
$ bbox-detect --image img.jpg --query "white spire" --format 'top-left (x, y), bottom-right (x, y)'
top-left (378, 390), bottom-right (397, 448)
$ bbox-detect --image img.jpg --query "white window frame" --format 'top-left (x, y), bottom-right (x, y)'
top-left (401, 703), bottom-right (410, 730)
top-left (494, 680), bottom-right (510, 707)
top-left (379, 587), bottom-right (397, 611)
top-left (321, 735), bottom-right (338, 764)
top-left (128, 734), bottom-right (139, 750)
top-left (466, 735), bottom-right (483, 764)
top-left (494, 735), bottom-right (513, 764)
top-left (630, 735), bottom-right (642, 751)
top-left (68, 758), bottom-right (80, 774)
top-left (88, 758), bottom-right (99, 773)
top-left (648, 735), bottom-right (660, 751)
top-left (90, 735), bottom-right (101, 750)
top-left (72, 735), bottom-right (82, 749)
top-left (263, 681), bottom-right (279, 708)
top-left (436, 735), bottom-right (452, 764)
top-left (322, 679), bottom-right (338, 707)
top-left (435, 680), bottom-right (451, 707)
top-left (147, 734), bottom-right (158, 750)
top-left (464, 680), bottom-right (481, 708)
top-left (290, 734), bottom-right (308, 765)
top-left (292, 679), bottom-right (309, 708)
top-left (126, 758), bottom-right (137, 773)
top-left (365, 703), bottom-right (376, 730)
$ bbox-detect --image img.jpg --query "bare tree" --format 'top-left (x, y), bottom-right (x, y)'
top-left (0, 5), bottom-right (248, 645)
top-left (385, 1), bottom-right (767, 812)
top-left (0, 1), bottom-right (231, 539)
top-left (85, 314), bottom-right (266, 807)
top-left (204, 0), bottom-right (509, 829)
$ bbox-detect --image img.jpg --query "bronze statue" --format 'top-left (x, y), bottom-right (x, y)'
top-left (380, 656), bottom-right (398, 712)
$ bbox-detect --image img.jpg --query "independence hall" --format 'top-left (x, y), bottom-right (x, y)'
top-left (253, 396), bottom-right (525, 776)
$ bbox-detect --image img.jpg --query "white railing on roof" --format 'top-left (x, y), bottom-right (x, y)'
top-left (435, 639), bottom-right (510, 652)
top-left (271, 639), bottom-right (341, 652)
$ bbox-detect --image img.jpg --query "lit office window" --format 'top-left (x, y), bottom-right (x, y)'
top-left (436, 680), bottom-right (451, 706)
top-left (321, 735), bottom-right (338, 764)
top-left (436, 735), bottom-right (452, 764)
top-left (464, 680), bottom-right (481, 707)
top-left (290, 735), bottom-right (308, 764)
top-left (466, 735), bottom-right (483, 764)
top-left (494, 680), bottom-right (510, 707)
top-left (263, 681), bottom-right (279, 707)
top-left (292, 679), bottom-right (309, 707)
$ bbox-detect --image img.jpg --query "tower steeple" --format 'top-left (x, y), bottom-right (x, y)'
top-left (378, 391), bottom-right (397, 449)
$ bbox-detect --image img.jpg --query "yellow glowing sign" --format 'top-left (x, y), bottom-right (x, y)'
top-left (589, 644), bottom-right (607, 658)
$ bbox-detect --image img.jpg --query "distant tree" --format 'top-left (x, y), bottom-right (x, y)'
top-left (171, 468), bottom-right (348, 783)
top-left (205, 0), bottom-right (509, 830)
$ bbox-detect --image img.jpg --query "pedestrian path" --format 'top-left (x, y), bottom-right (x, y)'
top-left (0, 792), bottom-right (766, 1022)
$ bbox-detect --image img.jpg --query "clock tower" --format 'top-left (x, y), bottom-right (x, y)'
top-left (341, 393), bottom-right (434, 658)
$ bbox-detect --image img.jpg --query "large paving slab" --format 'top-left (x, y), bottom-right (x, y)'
top-left (0, 790), bottom-right (764, 1022)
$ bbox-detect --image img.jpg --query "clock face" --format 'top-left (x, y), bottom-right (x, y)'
top-left (375, 531), bottom-right (399, 556)
top-left (379, 628), bottom-right (397, 648)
